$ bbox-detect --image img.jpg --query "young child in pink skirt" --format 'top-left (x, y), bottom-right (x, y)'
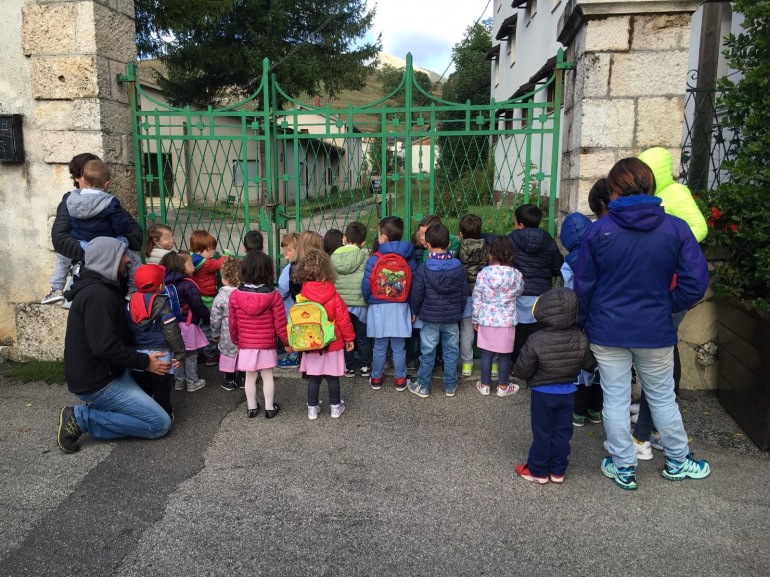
top-left (211, 258), bottom-right (243, 391)
top-left (228, 251), bottom-right (289, 419)
top-left (472, 236), bottom-right (525, 397)
top-left (290, 249), bottom-right (355, 420)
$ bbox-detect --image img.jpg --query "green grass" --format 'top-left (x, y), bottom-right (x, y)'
top-left (3, 360), bottom-right (66, 384)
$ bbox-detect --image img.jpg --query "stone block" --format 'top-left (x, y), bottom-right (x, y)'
top-left (632, 13), bottom-right (691, 51)
top-left (30, 56), bottom-right (99, 100)
top-left (610, 51), bottom-right (689, 97)
top-left (21, 4), bottom-right (77, 56)
top-left (679, 344), bottom-right (716, 391)
top-left (108, 60), bottom-right (131, 104)
top-left (72, 99), bottom-right (103, 130)
top-left (95, 100), bottom-right (132, 135)
top-left (582, 53), bottom-right (611, 98)
top-left (580, 99), bottom-right (635, 148)
top-left (33, 101), bottom-right (75, 131)
top-left (93, 3), bottom-right (137, 63)
top-left (109, 165), bottom-right (138, 215)
top-left (42, 131), bottom-right (104, 164)
top-left (578, 149), bottom-right (616, 179)
top-left (15, 304), bottom-right (68, 361)
top-left (636, 97), bottom-right (685, 148)
top-left (585, 16), bottom-right (631, 52)
top-left (679, 299), bottom-right (718, 345)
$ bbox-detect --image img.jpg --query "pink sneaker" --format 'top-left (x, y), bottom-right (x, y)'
top-left (515, 464), bottom-right (548, 485)
top-left (497, 383), bottom-right (520, 397)
top-left (475, 381), bottom-right (491, 396)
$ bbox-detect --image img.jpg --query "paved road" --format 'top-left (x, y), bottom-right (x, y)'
top-left (1, 365), bottom-right (768, 577)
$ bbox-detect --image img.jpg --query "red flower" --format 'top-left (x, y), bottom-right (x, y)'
top-left (710, 207), bottom-right (723, 220)
top-left (727, 223), bottom-right (738, 234)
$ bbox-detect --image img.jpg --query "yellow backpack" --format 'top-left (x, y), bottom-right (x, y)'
top-left (287, 295), bottom-right (336, 352)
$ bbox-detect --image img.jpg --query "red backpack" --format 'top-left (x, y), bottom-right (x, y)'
top-left (369, 252), bottom-right (412, 302)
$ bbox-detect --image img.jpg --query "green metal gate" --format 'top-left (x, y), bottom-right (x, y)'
top-left (120, 50), bottom-right (571, 270)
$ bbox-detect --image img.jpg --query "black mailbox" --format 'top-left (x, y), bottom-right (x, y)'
top-left (0, 115), bottom-right (24, 163)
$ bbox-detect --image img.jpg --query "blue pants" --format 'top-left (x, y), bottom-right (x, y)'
top-left (344, 312), bottom-right (373, 369)
top-left (526, 390), bottom-right (574, 478)
top-left (417, 322), bottom-right (459, 390)
top-left (372, 337), bottom-right (406, 380)
top-left (480, 348), bottom-right (511, 386)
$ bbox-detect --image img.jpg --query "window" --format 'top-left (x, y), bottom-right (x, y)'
top-left (507, 29), bottom-right (516, 67)
top-left (232, 159), bottom-right (258, 187)
top-left (326, 167), bottom-right (333, 185)
top-left (528, 0), bottom-right (538, 21)
top-left (143, 152), bottom-right (173, 197)
top-left (505, 109), bottom-right (514, 131)
top-left (494, 58), bottom-right (500, 86)
top-left (521, 105), bottom-right (529, 129)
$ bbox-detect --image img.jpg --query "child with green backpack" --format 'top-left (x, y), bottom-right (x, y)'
top-left (289, 249), bottom-right (355, 420)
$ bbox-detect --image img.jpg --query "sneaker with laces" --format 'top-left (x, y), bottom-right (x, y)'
top-left (307, 404), bottom-right (320, 420)
top-left (277, 354), bottom-right (300, 368)
top-left (475, 381), bottom-right (491, 396)
top-left (42, 289), bottom-right (65, 305)
top-left (57, 406), bottom-right (81, 453)
top-left (573, 412), bottom-right (586, 427)
top-left (603, 438), bottom-right (653, 461)
top-left (445, 386), bottom-right (456, 397)
top-left (549, 473), bottom-right (565, 484)
top-left (497, 383), bottom-right (520, 397)
top-left (394, 377), bottom-right (408, 392)
top-left (369, 377), bottom-right (382, 390)
top-left (601, 457), bottom-right (637, 490)
top-left (515, 464), bottom-right (548, 485)
top-left (407, 380), bottom-right (429, 398)
top-left (186, 378), bottom-right (206, 392)
top-left (586, 409), bottom-right (602, 424)
top-left (461, 362), bottom-right (473, 377)
top-left (174, 379), bottom-right (186, 391)
top-left (344, 368), bottom-right (356, 378)
top-left (221, 378), bottom-right (238, 391)
top-left (491, 362), bottom-right (498, 378)
top-left (661, 453), bottom-right (711, 481)
top-left (330, 400), bottom-right (346, 418)
top-left (650, 431), bottom-right (664, 451)
top-left (360, 366), bottom-right (371, 377)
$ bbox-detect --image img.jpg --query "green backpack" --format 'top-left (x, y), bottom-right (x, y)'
top-left (287, 295), bottom-right (336, 352)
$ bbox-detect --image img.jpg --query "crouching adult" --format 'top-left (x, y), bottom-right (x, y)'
top-left (57, 237), bottom-right (172, 453)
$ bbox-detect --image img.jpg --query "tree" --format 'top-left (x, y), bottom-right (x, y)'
top-left (135, 0), bottom-right (381, 107)
top-left (379, 64), bottom-right (434, 106)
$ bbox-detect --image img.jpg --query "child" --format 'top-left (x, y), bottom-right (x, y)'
top-left (331, 221), bottom-right (372, 377)
top-left (560, 211), bottom-right (603, 428)
top-left (472, 236), bottom-right (524, 397)
top-left (160, 251), bottom-right (210, 392)
top-left (144, 223), bottom-right (176, 265)
top-left (127, 264), bottom-right (185, 417)
top-left (229, 251), bottom-right (289, 419)
top-left (408, 223), bottom-right (467, 397)
top-left (415, 214), bottom-right (460, 262)
top-left (289, 230), bottom-right (324, 300)
top-left (457, 214), bottom-right (490, 377)
top-left (513, 287), bottom-right (595, 484)
top-left (276, 232), bottom-right (300, 367)
top-left (362, 216), bottom-right (416, 391)
top-left (291, 249), bottom-right (355, 419)
top-left (242, 229), bottom-right (264, 254)
top-left (323, 228), bottom-right (344, 255)
top-left (211, 258), bottom-right (242, 391)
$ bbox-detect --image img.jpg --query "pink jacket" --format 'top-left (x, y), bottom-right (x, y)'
top-left (228, 285), bottom-right (288, 350)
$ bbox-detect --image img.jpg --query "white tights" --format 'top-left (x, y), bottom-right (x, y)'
top-left (245, 368), bottom-right (275, 411)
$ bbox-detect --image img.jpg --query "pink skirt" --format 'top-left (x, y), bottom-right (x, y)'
top-left (179, 322), bottom-right (209, 351)
top-left (219, 353), bottom-right (237, 373)
top-left (300, 348), bottom-right (345, 377)
top-left (237, 348), bottom-right (278, 371)
top-left (477, 325), bottom-right (516, 354)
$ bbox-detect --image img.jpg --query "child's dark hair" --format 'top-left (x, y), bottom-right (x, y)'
top-left (417, 214), bottom-right (442, 231)
top-left (425, 223), bottom-right (450, 250)
top-left (344, 222), bottom-right (367, 245)
top-left (588, 178), bottom-right (611, 217)
top-left (291, 249), bottom-right (336, 284)
top-left (160, 250), bottom-right (190, 274)
top-left (489, 235), bottom-right (513, 265)
top-left (515, 204), bottom-right (542, 228)
top-left (243, 230), bottom-right (263, 253)
top-left (459, 214), bottom-right (482, 239)
top-left (379, 216), bottom-right (404, 242)
top-left (221, 257), bottom-right (242, 286)
top-left (69, 152), bottom-right (100, 186)
top-left (190, 230), bottom-right (217, 253)
top-left (240, 250), bottom-right (274, 285)
top-left (144, 223), bottom-right (173, 259)
top-left (323, 229), bottom-right (344, 255)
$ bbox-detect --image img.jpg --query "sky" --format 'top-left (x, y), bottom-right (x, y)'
top-left (363, 0), bottom-right (492, 77)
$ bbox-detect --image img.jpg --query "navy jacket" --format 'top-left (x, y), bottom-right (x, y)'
top-left (164, 271), bottom-right (211, 326)
top-left (575, 195), bottom-right (709, 348)
top-left (361, 240), bottom-right (417, 305)
top-left (410, 255), bottom-right (467, 323)
top-left (507, 227), bottom-right (563, 296)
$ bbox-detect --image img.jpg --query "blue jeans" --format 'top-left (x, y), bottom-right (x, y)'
top-left (372, 337), bottom-right (406, 380)
top-left (591, 344), bottom-right (690, 467)
top-left (527, 390), bottom-right (574, 478)
top-left (73, 369), bottom-right (172, 440)
top-left (417, 322), bottom-right (460, 390)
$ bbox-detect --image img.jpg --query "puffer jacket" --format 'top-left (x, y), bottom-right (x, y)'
top-left (507, 227), bottom-right (563, 296)
top-left (472, 264), bottom-right (524, 327)
top-left (66, 188), bottom-right (131, 243)
top-left (559, 212), bottom-right (592, 290)
top-left (210, 285), bottom-right (237, 357)
top-left (126, 292), bottom-right (186, 363)
top-left (638, 147), bottom-right (708, 242)
top-left (297, 281), bottom-right (355, 353)
top-left (410, 255), bottom-right (467, 323)
top-left (512, 287), bottom-right (594, 387)
top-left (331, 245), bottom-right (368, 307)
top-left (164, 271), bottom-right (210, 326)
top-left (361, 240), bottom-right (417, 305)
top-left (229, 284), bottom-right (288, 350)
top-left (458, 238), bottom-right (490, 295)
top-left (191, 254), bottom-right (227, 297)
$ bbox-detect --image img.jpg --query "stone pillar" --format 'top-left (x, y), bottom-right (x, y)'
top-left (557, 0), bottom-right (701, 215)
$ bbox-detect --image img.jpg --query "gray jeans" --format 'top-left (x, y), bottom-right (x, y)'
top-left (459, 316), bottom-right (475, 363)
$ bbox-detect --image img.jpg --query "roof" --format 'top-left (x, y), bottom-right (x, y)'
top-left (486, 44), bottom-right (501, 61)
top-left (496, 13), bottom-right (518, 40)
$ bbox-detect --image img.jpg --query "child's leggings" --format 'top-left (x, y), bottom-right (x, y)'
top-left (245, 368), bottom-right (275, 410)
top-left (480, 349), bottom-right (512, 387)
top-left (176, 353), bottom-right (198, 383)
top-left (307, 375), bottom-right (341, 407)
top-left (372, 337), bottom-right (406, 380)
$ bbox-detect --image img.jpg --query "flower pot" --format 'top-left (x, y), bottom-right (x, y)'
top-left (717, 298), bottom-right (770, 450)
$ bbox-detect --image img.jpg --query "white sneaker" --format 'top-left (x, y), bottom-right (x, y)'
top-left (307, 404), bottom-right (320, 420)
top-left (630, 403), bottom-right (640, 415)
top-left (603, 439), bottom-right (653, 461)
top-left (497, 383), bottom-right (520, 397)
top-left (330, 400), bottom-right (346, 419)
top-left (650, 431), bottom-right (664, 451)
top-left (630, 413), bottom-right (638, 424)
top-left (475, 381), bottom-right (490, 396)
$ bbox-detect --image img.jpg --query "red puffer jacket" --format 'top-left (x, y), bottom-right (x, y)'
top-left (229, 285), bottom-right (288, 350)
top-left (192, 255), bottom-right (227, 297)
top-left (299, 281), bottom-right (355, 353)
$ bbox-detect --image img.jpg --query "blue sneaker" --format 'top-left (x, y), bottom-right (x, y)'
top-left (277, 354), bottom-right (299, 368)
top-left (445, 386), bottom-right (456, 397)
top-left (661, 453), bottom-right (711, 481)
top-left (601, 456), bottom-right (637, 490)
top-left (407, 380), bottom-right (429, 398)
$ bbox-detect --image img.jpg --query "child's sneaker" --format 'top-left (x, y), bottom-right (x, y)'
top-left (445, 386), bottom-right (456, 397)
top-left (549, 473), bottom-right (565, 484)
top-left (475, 381), bottom-right (491, 396)
top-left (515, 464), bottom-right (548, 485)
top-left (603, 438), bottom-right (653, 461)
top-left (407, 380), bottom-right (429, 398)
top-left (330, 400), bottom-right (346, 419)
top-left (360, 366), bottom-right (371, 377)
top-left (344, 368), bottom-right (356, 378)
top-left (307, 404), bottom-right (320, 420)
top-left (394, 377), bottom-right (408, 392)
top-left (491, 362), bottom-right (498, 378)
top-left (220, 378), bottom-right (238, 391)
top-left (630, 413), bottom-right (638, 424)
top-left (496, 383), bottom-right (520, 397)
top-left (661, 453), bottom-right (711, 481)
top-left (586, 409), bottom-right (602, 424)
top-left (41, 289), bottom-right (65, 305)
top-left (630, 403), bottom-right (640, 415)
top-left (650, 431), bottom-right (664, 451)
top-left (369, 377), bottom-right (382, 390)
top-left (573, 412), bottom-right (586, 427)
top-left (461, 362), bottom-right (473, 377)
top-left (186, 378), bottom-right (206, 392)
top-left (277, 354), bottom-right (299, 368)
top-left (174, 378), bottom-right (186, 391)
top-left (204, 353), bottom-right (219, 366)
top-left (600, 457), bottom-right (637, 490)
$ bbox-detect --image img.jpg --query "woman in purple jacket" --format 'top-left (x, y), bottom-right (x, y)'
top-left (575, 158), bottom-right (710, 490)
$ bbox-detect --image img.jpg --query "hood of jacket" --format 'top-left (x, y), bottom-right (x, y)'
top-left (233, 284), bottom-right (277, 316)
top-left (638, 147), bottom-right (674, 193)
top-left (83, 236), bottom-right (127, 282)
top-left (298, 280), bottom-right (337, 306)
top-left (607, 195), bottom-right (665, 232)
top-left (378, 240), bottom-right (415, 261)
top-left (533, 287), bottom-right (578, 330)
top-left (481, 264), bottom-right (521, 291)
top-left (509, 227), bottom-right (554, 255)
top-left (561, 212), bottom-right (592, 270)
top-left (331, 245), bottom-right (368, 274)
top-left (423, 257), bottom-right (465, 296)
top-left (165, 270), bottom-right (191, 285)
top-left (66, 188), bottom-right (115, 219)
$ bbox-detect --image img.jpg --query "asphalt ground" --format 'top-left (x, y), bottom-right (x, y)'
top-left (0, 364), bottom-right (768, 577)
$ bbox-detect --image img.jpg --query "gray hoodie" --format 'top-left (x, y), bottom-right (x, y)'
top-left (84, 237), bottom-right (127, 282)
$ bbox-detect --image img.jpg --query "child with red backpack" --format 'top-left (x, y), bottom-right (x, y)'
top-left (361, 216), bottom-right (417, 391)
top-left (290, 249), bottom-right (355, 420)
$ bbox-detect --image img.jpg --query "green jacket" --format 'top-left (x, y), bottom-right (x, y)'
top-left (458, 238), bottom-right (490, 295)
top-left (638, 147), bottom-right (708, 242)
top-left (421, 234), bottom-right (460, 262)
top-left (331, 245), bottom-right (369, 307)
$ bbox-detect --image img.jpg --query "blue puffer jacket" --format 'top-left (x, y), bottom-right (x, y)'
top-left (410, 256), bottom-right (467, 323)
top-left (361, 240), bottom-right (417, 305)
top-left (66, 188), bottom-right (130, 243)
top-left (504, 227), bottom-right (563, 296)
top-left (575, 195), bottom-right (709, 348)
top-left (559, 213), bottom-right (593, 290)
